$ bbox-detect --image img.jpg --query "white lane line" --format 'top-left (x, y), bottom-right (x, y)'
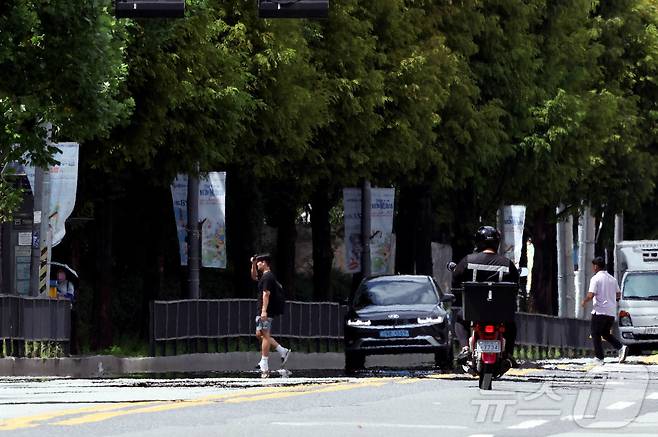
top-left (468, 435), bottom-right (494, 437)
top-left (271, 422), bottom-right (466, 429)
top-left (647, 392), bottom-right (658, 400)
top-left (606, 401), bottom-right (635, 410)
top-left (507, 419), bottom-right (549, 429)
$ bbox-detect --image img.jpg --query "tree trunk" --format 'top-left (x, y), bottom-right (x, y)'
top-left (415, 186), bottom-right (433, 275)
top-left (93, 197), bottom-right (114, 350)
top-left (529, 206), bottom-right (558, 315)
top-left (226, 168), bottom-right (260, 297)
top-left (311, 186), bottom-right (334, 300)
top-left (395, 185), bottom-right (433, 275)
top-left (395, 186), bottom-right (415, 274)
top-left (276, 202), bottom-right (297, 298)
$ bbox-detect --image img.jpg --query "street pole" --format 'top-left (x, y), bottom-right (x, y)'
top-left (361, 179), bottom-right (371, 278)
top-left (614, 213), bottom-right (624, 282)
top-left (30, 124), bottom-right (52, 297)
top-left (576, 206), bottom-right (595, 319)
top-left (187, 171), bottom-right (200, 299)
top-left (556, 205), bottom-right (575, 318)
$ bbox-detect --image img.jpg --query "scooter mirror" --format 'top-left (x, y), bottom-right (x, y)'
top-left (446, 262), bottom-right (457, 272)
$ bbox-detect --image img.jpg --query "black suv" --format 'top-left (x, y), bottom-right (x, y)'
top-left (344, 275), bottom-right (455, 371)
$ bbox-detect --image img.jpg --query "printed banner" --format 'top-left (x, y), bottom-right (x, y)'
top-left (171, 172), bottom-right (227, 269)
top-left (343, 187), bottom-right (395, 274)
top-left (500, 204), bottom-right (526, 265)
top-left (26, 143), bottom-right (79, 247)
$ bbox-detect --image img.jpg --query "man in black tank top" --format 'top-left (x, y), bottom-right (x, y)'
top-left (452, 226), bottom-right (519, 365)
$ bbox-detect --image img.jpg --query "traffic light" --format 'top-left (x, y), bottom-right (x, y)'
top-left (115, 0), bottom-right (185, 18)
top-left (258, 0), bottom-right (329, 19)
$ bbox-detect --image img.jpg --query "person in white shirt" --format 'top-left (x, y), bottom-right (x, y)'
top-left (581, 256), bottom-right (628, 364)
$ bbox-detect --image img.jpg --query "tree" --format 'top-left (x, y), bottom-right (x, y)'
top-left (0, 0), bottom-right (131, 219)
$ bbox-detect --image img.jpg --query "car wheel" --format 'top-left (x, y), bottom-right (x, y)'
top-left (345, 351), bottom-right (366, 372)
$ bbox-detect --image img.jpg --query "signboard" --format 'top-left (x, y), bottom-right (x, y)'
top-left (26, 143), bottom-right (80, 246)
top-left (500, 205), bottom-right (526, 265)
top-left (171, 172), bottom-right (227, 268)
top-left (343, 187), bottom-right (395, 274)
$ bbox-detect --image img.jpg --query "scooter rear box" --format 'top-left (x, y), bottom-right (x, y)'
top-left (461, 281), bottom-right (517, 322)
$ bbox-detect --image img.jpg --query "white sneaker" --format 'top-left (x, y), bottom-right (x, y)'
top-left (592, 357), bottom-right (605, 365)
top-left (281, 348), bottom-right (292, 366)
top-left (260, 371), bottom-right (270, 379)
top-left (618, 345), bottom-right (628, 363)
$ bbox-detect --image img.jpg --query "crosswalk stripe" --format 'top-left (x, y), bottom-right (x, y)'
top-left (606, 401), bottom-right (635, 410)
top-left (647, 392), bottom-right (658, 400)
top-left (508, 419), bottom-right (549, 429)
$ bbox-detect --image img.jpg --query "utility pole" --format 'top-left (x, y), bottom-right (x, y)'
top-left (361, 179), bottom-right (371, 278)
top-left (187, 171), bottom-right (200, 299)
top-left (556, 205), bottom-right (575, 318)
top-left (614, 213), bottom-right (624, 282)
top-left (576, 206), bottom-right (595, 319)
top-left (29, 124), bottom-right (52, 297)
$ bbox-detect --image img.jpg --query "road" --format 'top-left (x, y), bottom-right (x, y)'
top-left (1, 356), bottom-right (657, 436)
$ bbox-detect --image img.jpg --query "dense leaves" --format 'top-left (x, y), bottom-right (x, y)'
top-left (2, 0), bottom-right (658, 342)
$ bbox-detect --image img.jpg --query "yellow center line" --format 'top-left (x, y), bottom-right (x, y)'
top-left (54, 380), bottom-right (389, 427)
top-left (0, 402), bottom-right (150, 431)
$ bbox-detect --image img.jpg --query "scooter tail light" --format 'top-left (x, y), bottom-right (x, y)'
top-left (484, 325), bottom-right (495, 333)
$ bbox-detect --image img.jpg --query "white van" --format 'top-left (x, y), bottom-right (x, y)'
top-left (616, 241), bottom-right (658, 353)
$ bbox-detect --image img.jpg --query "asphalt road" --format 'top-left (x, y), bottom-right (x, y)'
top-left (1, 357), bottom-right (658, 437)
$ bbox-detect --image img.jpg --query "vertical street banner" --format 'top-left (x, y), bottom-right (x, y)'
top-left (343, 187), bottom-right (395, 275)
top-left (500, 204), bottom-right (526, 266)
top-left (171, 172), bottom-right (227, 268)
top-left (26, 142), bottom-right (79, 247)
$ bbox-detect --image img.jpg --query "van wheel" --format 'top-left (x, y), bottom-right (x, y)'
top-left (345, 352), bottom-right (365, 373)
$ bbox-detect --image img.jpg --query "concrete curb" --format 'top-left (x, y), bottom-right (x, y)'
top-left (0, 353), bottom-right (438, 378)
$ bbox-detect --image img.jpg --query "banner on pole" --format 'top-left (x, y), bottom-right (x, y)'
top-left (171, 172), bottom-right (227, 269)
top-left (343, 187), bottom-right (395, 275)
top-left (500, 204), bottom-right (526, 265)
top-left (26, 143), bottom-right (79, 247)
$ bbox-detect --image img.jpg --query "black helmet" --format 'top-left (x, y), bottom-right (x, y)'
top-left (474, 226), bottom-right (500, 252)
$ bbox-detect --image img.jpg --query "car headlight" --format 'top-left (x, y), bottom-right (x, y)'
top-left (417, 316), bottom-right (444, 325)
top-left (619, 311), bottom-right (633, 327)
top-left (347, 319), bottom-right (372, 326)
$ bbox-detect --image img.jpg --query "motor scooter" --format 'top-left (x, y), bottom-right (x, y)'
top-left (447, 262), bottom-right (517, 390)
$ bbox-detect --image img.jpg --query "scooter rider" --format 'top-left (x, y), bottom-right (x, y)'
top-left (452, 226), bottom-right (520, 367)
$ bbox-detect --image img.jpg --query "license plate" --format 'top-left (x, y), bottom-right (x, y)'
top-left (646, 327), bottom-right (658, 335)
top-left (476, 340), bottom-right (501, 353)
top-left (380, 329), bottom-right (410, 338)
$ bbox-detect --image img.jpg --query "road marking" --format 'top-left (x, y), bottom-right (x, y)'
top-left (0, 402), bottom-right (146, 431)
top-left (55, 381), bottom-right (387, 426)
top-left (508, 419), bottom-right (549, 429)
top-left (605, 401), bottom-right (635, 410)
top-left (506, 368), bottom-right (539, 376)
top-left (468, 435), bottom-right (494, 437)
top-left (271, 422), bottom-right (466, 429)
top-left (647, 392), bottom-right (658, 400)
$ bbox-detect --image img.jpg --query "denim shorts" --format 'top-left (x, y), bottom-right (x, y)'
top-left (255, 316), bottom-right (273, 331)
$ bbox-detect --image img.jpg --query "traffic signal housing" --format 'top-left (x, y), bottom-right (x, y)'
top-left (258, 0), bottom-right (329, 19)
top-left (115, 0), bottom-right (185, 18)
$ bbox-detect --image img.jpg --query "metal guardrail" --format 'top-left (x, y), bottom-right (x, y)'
top-left (150, 299), bottom-right (595, 356)
top-left (0, 294), bottom-right (71, 356)
top-left (515, 312), bottom-right (592, 350)
top-left (149, 299), bottom-right (347, 356)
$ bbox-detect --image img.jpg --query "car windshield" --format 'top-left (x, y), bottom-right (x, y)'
top-left (623, 272), bottom-right (658, 299)
top-left (353, 278), bottom-right (438, 308)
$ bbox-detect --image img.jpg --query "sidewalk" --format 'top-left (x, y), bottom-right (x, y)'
top-left (0, 353), bottom-right (437, 378)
